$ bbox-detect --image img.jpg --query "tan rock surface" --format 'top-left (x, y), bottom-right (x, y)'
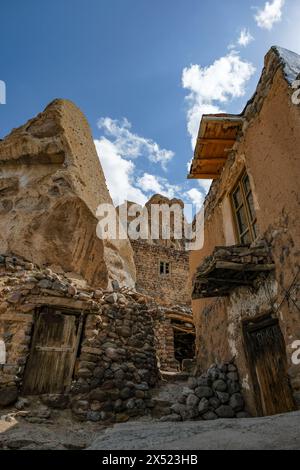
top-left (0, 99), bottom-right (135, 288)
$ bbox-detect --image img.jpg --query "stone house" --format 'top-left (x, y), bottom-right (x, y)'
top-left (188, 46), bottom-right (300, 417)
top-left (0, 254), bottom-right (158, 422)
top-left (117, 196), bottom-right (195, 372)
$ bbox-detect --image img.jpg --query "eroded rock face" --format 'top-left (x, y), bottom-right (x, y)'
top-left (0, 99), bottom-right (135, 288)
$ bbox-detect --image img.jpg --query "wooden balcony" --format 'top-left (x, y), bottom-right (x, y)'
top-left (192, 243), bottom-right (275, 299)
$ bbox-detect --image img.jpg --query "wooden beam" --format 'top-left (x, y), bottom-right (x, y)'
top-left (195, 277), bottom-right (253, 286)
top-left (165, 312), bottom-right (194, 324)
top-left (198, 138), bottom-right (236, 145)
top-left (215, 261), bottom-right (275, 272)
top-left (187, 173), bottom-right (220, 180)
top-left (172, 324), bottom-right (196, 335)
top-left (195, 158), bottom-right (227, 165)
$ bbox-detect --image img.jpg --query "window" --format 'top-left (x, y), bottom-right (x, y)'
top-left (231, 171), bottom-right (258, 244)
top-left (160, 261), bottom-right (170, 276)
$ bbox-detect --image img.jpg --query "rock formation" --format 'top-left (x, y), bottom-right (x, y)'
top-left (0, 99), bottom-right (135, 289)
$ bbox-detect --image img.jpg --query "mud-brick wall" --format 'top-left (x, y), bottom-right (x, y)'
top-left (189, 57), bottom-right (300, 415)
top-left (131, 240), bottom-right (191, 307)
top-left (71, 302), bottom-right (159, 423)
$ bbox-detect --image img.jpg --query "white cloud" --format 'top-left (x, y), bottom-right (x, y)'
top-left (94, 139), bottom-right (180, 207)
top-left (185, 188), bottom-right (204, 207)
top-left (254, 0), bottom-right (285, 30)
top-left (94, 137), bottom-right (148, 206)
top-left (95, 136), bottom-right (206, 212)
top-left (98, 117), bottom-right (174, 170)
top-left (95, 116), bottom-right (181, 207)
top-left (238, 28), bottom-right (254, 47)
top-left (137, 173), bottom-right (180, 199)
top-left (182, 52), bottom-right (256, 148)
top-left (137, 173), bottom-right (162, 194)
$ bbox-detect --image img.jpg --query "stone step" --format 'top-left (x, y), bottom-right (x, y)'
top-left (160, 371), bottom-right (190, 382)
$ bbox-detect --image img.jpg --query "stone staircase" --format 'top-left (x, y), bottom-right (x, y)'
top-left (150, 374), bottom-right (190, 419)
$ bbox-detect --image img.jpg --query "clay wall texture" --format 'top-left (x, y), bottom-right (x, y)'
top-left (189, 48), bottom-right (300, 415)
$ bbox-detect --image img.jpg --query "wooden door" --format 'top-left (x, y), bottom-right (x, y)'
top-left (23, 307), bottom-right (82, 395)
top-left (244, 315), bottom-right (296, 416)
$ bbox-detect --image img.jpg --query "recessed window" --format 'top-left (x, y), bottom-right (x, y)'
top-left (160, 261), bottom-right (170, 276)
top-left (231, 171), bottom-right (258, 244)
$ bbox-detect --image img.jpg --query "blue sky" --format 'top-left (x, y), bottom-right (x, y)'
top-left (0, 0), bottom-right (299, 208)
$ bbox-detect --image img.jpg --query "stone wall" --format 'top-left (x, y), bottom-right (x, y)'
top-left (0, 255), bottom-right (159, 423)
top-left (154, 317), bottom-right (179, 372)
top-left (189, 48), bottom-right (300, 415)
top-left (161, 362), bottom-right (248, 422)
top-left (131, 240), bottom-right (191, 307)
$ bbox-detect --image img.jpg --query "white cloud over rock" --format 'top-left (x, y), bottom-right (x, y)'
top-left (254, 0), bottom-right (285, 30)
top-left (95, 134), bottom-right (206, 212)
top-left (185, 188), bottom-right (204, 207)
top-left (98, 117), bottom-right (174, 170)
top-left (137, 173), bottom-right (180, 199)
top-left (94, 137), bottom-right (148, 206)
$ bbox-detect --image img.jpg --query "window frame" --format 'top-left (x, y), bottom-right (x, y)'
top-left (230, 170), bottom-right (258, 245)
top-left (159, 260), bottom-right (171, 277)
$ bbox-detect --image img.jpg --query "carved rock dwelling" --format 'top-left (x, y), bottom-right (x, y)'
top-left (189, 46), bottom-right (300, 417)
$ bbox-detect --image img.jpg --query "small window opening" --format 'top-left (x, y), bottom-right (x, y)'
top-left (160, 261), bottom-right (170, 276)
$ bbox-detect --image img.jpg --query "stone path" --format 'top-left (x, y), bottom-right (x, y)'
top-left (88, 411), bottom-right (300, 450)
top-left (1, 410), bottom-right (300, 450)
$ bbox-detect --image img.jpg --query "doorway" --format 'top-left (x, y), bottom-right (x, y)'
top-left (243, 315), bottom-right (295, 416)
top-left (22, 306), bottom-right (83, 395)
top-left (173, 330), bottom-right (195, 365)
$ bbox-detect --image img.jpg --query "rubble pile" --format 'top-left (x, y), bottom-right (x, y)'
top-left (161, 362), bottom-right (249, 422)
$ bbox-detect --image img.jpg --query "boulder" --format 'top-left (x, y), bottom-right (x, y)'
top-left (195, 386), bottom-right (213, 399)
top-left (216, 405), bottom-right (235, 418)
top-left (229, 393), bottom-right (244, 412)
top-left (216, 391), bottom-right (230, 404)
top-left (0, 386), bottom-right (18, 407)
top-left (186, 394), bottom-right (199, 408)
top-left (202, 411), bottom-right (218, 421)
top-left (213, 379), bottom-right (227, 392)
top-left (198, 398), bottom-right (210, 415)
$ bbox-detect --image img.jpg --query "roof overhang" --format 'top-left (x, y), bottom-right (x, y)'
top-left (188, 114), bottom-right (244, 180)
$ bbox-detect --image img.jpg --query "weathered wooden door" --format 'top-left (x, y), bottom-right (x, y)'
top-left (23, 307), bottom-right (82, 395)
top-left (244, 315), bottom-right (296, 416)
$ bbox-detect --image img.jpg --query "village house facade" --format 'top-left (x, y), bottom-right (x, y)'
top-left (188, 46), bottom-right (300, 417)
